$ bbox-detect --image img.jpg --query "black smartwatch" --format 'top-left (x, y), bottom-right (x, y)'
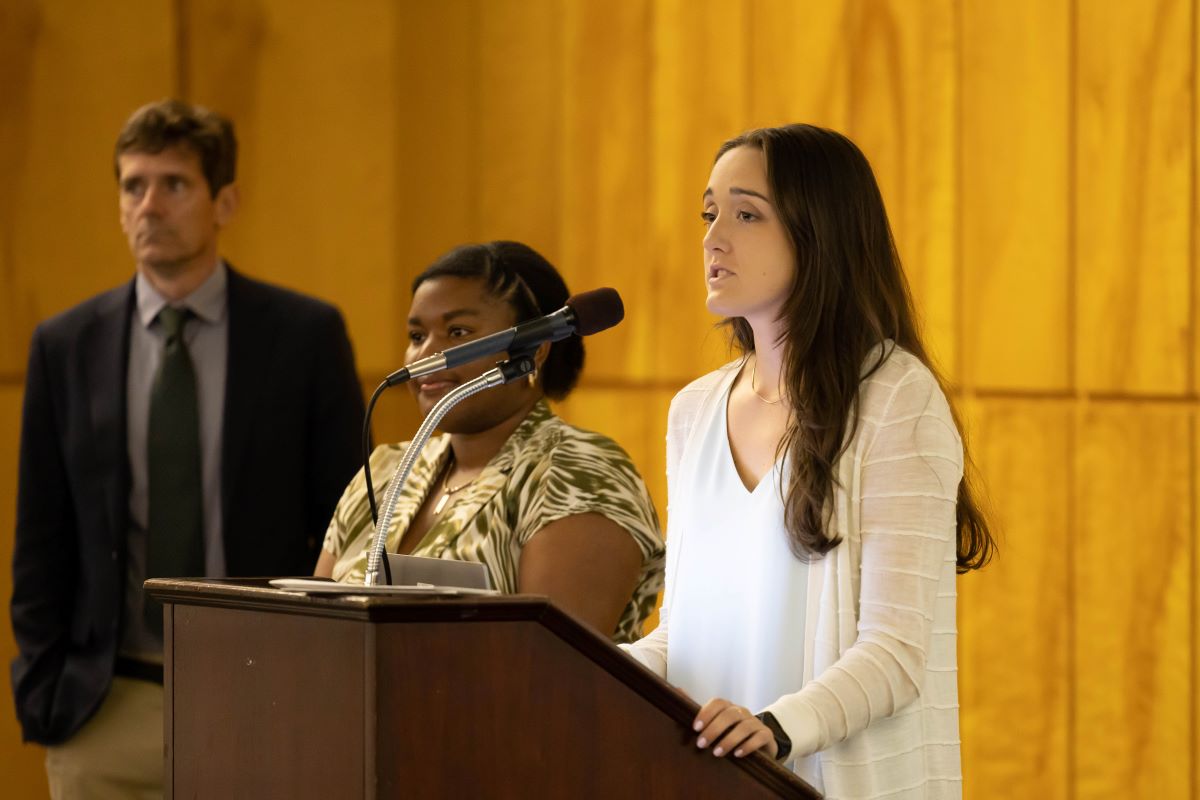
top-left (754, 711), bottom-right (792, 761)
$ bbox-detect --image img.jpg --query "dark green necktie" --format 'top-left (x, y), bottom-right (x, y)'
top-left (145, 306), bottom-right (205, 634)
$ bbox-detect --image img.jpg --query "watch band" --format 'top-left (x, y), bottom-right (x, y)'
top-left (755, 710), bottom-right (792, 761)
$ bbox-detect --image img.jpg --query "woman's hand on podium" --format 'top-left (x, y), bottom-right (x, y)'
top-left (691, 697), bottom-right (778, 760)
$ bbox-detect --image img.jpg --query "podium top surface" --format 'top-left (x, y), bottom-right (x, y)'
top-left (146, 577), bottom-right (551, 622)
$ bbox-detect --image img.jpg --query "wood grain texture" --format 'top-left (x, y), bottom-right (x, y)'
top-left (747, 0), bottom-right (851, 130)
top-left (1, 3), bottom-right (1198, 797)
top-left (559, 0), bottom-right (654, 381)
top-left (960, 0), bottom-right (1071, 391)
top-left (1075, 0), bottom-right (1192, 394)
top-left (1, 0), bottom-right (176, 374)
top-left (847, 0), bottom-right (959, 378)
top-left (0, 386), bottom-right (46, 799)
top-left (1073, 404), bottom-right (1193, 799)
top-left (475, 0), bottom-right (563, 257)
top-left (393, 0), bottom-right (479, 289)
top-left (957, 398), bottom-right (1070, 799)
top-left (649, 0), bottom-right (750, 382)
top-left (183, 0), bottom-right (400, 376)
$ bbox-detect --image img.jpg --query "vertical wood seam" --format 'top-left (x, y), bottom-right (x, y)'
top-left (1191, 409), bottom-right (1199, 800)
top-left (1067, 0), bottom-right (1078, 398)
top-left (469, 0), bottom-right (482, 239)
top-left (1067, 6), bottom-right (1079, 799)
top-left (1189, 0), bottom-right (1198, 398)
top-left (174, 0), bottom-right (190, 99)
top-left (1192, 9), bottom-right (1199, 799)
top-left (953, 0), bottom-right (965, 391)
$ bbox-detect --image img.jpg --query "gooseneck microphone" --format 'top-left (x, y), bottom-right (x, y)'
top-left (384, 287), bottom-right (624, 386)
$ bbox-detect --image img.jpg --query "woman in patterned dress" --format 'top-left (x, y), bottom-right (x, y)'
top-left (622, 125), bottom-right (994, 797)
top-left (316, 241), bottom-right (664, 643)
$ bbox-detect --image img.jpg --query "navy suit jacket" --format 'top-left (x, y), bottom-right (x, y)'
top-left (9, 266), bottom-right (365, 744)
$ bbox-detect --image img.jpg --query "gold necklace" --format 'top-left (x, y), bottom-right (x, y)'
top-left (432, 458), bottom-right (472, 514)
top-left (750, 356), bottom-right (782, 405)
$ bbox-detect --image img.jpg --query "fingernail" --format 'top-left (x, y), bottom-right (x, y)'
top-left (696, 737), bottom-right (707, 748)
top-left (713, 746), bottom-right (724, 756)
top-left (693, 720), bottom-right (703, 731)
top-left (734, 749), bottom-right (744, 757)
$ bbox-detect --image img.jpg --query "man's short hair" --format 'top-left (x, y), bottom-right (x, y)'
top-left (113, 99), bottom-right (237, 196)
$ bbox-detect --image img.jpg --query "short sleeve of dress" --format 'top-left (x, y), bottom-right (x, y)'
top-left (511, 430), bottom-right (662, 563)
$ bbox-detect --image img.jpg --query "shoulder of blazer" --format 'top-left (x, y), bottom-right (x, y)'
top-left (34, 280), bottom-right (134, 345)
top-left (225, 263), bottom-right (343, 327)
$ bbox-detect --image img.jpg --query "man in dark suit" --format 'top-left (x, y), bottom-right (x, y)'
top-left (9, 99), bottom-right (365, 797)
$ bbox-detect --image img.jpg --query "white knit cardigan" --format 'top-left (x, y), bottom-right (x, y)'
top-left (624, 345), bottom-right (964, 799)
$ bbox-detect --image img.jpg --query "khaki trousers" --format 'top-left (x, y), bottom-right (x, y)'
top-left (44, 677), bottom-right (163, 800)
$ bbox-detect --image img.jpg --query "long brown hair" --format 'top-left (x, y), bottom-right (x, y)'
top-left (717, 124), bottom-right (993, 572)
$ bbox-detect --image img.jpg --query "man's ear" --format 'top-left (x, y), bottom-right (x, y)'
top-left (214, 183), bottom-right (240, 227)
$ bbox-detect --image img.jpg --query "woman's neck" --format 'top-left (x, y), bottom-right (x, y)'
top-left (447, 395), bottom-right (541, 472)
top-left (749, 324), bottom-right (787, 403)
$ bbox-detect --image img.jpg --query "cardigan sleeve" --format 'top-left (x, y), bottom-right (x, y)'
top-left (762, 366), bottom-right (963, 759)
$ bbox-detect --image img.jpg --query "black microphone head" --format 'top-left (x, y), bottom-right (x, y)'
top-left (567, 287), bottom-right (624, 336)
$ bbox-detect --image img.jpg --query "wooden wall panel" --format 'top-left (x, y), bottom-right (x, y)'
top-left (3, 3), bottom-right (1199, 798)
top-left (1, 0), bottom-right (176, 374)
top-left (392, 0), bottom-right (478, 271)
top-left (960, 0), bottom-right (1071, 391)
top-left (957, 399), bottom-right (1070, 799)
top-left (650, 0), bottom-right (750, 382)
top-left (559, 0), bottom-right (655, 382)
top-left (183, 0), bottom-right (400, 376)
top-left (1074, 405), bottom-right (1193, 799)
top-left (746, 0), bottom-right (851, 130)
top-left (848, 0), bottom-right (959, 379)
top-left (475, 0), bottom-right (563, 258)
top-left (0, 386), bottom-right (46, 799)
top-left (0, 0), bottom-right (44, 377)
top-left (1075, 0), bottom-right (1192, 394)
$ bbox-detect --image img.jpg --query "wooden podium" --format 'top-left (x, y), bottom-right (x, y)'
top-left (146, 579), bottom-right (820, 799)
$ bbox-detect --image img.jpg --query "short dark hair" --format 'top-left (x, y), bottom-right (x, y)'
top-left (113, 99), bottom-right (237, 196)
top-left (411, 241), bottom-right (585, 401)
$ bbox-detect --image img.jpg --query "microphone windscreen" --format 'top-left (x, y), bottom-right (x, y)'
top-left (567, 288), bottom-right (624, 336)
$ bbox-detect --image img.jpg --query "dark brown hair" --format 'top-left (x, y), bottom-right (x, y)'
top-left (113, 99), bottom-right (237, 197)
top-left (717, 124), bottom-right (993, 572)
top-left (412, 241), bottom-right (585, 401)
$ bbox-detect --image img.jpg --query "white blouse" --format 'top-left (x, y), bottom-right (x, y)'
top-left (624, 345), bottom-right (964, 800)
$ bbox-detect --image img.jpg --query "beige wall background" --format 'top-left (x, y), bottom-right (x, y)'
top-left (2, 1), bottom-right (1198, 797)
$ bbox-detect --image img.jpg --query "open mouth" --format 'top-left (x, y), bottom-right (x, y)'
top-left (415, 379), bottom-right (456, 395)
top-left (708, 265), bottom-right (734, 281)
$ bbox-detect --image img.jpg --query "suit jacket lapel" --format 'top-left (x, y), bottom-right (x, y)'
top-left (82, 282), bottom-right (134, 549)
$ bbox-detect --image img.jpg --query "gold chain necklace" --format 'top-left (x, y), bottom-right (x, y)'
top-left (750, 356), bottom-right (782, 405)
top-left (432, 457), bottom-right (473, 514)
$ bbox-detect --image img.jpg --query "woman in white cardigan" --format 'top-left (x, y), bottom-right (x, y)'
top-left (622, 125), bottom-right (993, 799)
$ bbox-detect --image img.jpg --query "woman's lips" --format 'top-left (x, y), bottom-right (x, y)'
top-left (708, 265), bottom-right (734, 284)
top-left (416, 379), bottom-right (455, 395)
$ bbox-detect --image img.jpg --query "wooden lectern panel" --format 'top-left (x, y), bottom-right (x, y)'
top-left (152, 580), bottom-right (818, 799)
top-left (169, 606), bottom-right (369, 796)
top-left (374, 620), bottom-right (783, 797)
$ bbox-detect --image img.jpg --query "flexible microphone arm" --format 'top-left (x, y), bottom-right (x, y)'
top-left (363, 354), bottom-right (537, 586)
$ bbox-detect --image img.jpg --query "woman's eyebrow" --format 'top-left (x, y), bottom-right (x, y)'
top-left (701, 186), bottom-right (772, 203)
top-left (407, 308), bottom-right (481, 326)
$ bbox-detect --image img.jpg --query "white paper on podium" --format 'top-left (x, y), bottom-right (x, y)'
top-left (268, 578), bottom-right (497, 596)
